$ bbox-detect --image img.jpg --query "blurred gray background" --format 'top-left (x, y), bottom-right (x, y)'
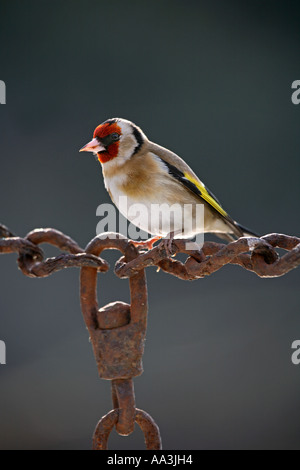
top-left (0, 0), bottom-right (300, 450)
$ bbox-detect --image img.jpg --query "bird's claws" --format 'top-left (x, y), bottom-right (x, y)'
top-left (159, 234), bottom-right (176, 257)
top-left (131, 235), bottom-right (176, 258)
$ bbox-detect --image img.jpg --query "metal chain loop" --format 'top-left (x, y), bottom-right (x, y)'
top-left (92, 408), bottom-right (162, 450)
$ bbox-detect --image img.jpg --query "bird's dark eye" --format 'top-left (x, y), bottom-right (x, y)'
top-left (100, 132), bottom-right (120, 148)
top-left (111, 133), bottom-right (119, 141)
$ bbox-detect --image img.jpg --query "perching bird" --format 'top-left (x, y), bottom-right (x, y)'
top-left (80, 118), bottom-right (257, 253)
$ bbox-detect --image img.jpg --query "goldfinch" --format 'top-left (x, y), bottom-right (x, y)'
top-left (80, 118), bottom-right (257, 252)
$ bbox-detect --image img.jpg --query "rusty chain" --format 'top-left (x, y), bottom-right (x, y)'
top-left (1, 222), bottom-right (300, 449)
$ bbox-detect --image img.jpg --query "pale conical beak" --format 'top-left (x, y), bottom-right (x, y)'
top-left (79, 137), bottom-right (105, 153)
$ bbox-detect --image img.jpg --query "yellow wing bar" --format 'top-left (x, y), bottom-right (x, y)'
top-left (158, 157), bottom-right (228, 219)
top-left (183, 172), bottom-right (228, 218)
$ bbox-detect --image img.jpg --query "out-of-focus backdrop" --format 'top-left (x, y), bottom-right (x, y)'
top-left (0, 0), bottom-right (299, 450)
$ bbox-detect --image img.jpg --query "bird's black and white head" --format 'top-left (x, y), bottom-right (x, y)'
top-left (80, 118), bottom-right (147, 165)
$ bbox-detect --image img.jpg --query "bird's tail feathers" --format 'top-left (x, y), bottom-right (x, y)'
top-left (214, 221), bottom-right (260, 243)
top-left (234, 222), bottom-right (259, 238)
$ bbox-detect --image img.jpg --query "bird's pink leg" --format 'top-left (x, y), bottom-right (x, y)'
top-left (131, 235), bottom-right (162, 251)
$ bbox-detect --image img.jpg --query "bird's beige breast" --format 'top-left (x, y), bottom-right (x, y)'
top-left (103, 152), bottom-right (171, 201)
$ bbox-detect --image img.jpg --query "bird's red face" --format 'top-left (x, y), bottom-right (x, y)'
top-left (80, 118), bottom-right (146, 166)
top-left (80, 120), bottom-right (122, 163)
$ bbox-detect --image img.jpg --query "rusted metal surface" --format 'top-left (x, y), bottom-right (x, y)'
top-left (0, 226), bottom-right (108, 276)
top-left (114, 235), bottom-right (300, 280)
top-left (80, 233), bottom-right (160, 446)
top-left (0, 224), bottom-right (16, 239)
top-left (80, 233), bottom-right (148, 379)
top-left (92, 408), bottom-right (162, 450)
top-left (18, 228), bottom-right (109, 277)
top-left (111, 379), bottom-right (136, 435)
top-left (1, 222), bottom-right (300, 450)
top-left (135, 409), bottom-right (162, 450)
top-left (92, 409), bottom-right (119, 450)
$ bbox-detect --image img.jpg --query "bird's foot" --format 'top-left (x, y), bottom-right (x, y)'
top-left (159, 232), bottom-right (177, 257)
top-left (131, 235), bottom-right (162, 251)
